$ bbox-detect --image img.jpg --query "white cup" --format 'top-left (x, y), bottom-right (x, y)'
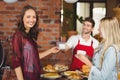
top-left (57, 42), bottom-right (66, 50)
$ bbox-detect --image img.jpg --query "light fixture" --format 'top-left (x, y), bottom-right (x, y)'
top-left (3, 0), bottom-right (18, 3)
top-left (64, 0), bottom-right (78, 3)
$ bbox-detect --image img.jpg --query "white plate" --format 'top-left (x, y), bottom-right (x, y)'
top-left (41, 73), bottom-right (61, 79)
top-left (54, 64), bottom-right (69, 72)
top-left (62, 71), bottom-right (81, 76)
top-left (81, 74), bottom-right (88, 78)
top-left (68, 77), bottom-right (82, 80)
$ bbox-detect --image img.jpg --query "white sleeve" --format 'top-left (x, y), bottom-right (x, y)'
top-left (92, 38), bottom-right (99, 49)
top-left (66, 36), bottom-right (77, 49)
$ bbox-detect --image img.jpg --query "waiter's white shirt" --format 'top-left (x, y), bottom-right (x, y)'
top-left (66, 34), bottom-right (99, 49)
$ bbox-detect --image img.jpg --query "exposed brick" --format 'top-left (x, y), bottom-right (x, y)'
top-left (46, 29), bottom-right (52, 32)
top-left (55, 19), bottom-right (61, 23)
top-left (0, 23), bottom-right (3, 26)
top-left (5, 6), bottom-right (15, 10)
top-left (15, 14), bottom-right (20, 18)
top-left (9, 19), bottom-right (18, 22)
top-left (39, 15), bottom-right (48, 18)
top-left (41, 0), bottom-right (49, 2)
top-left (43, 19), bottom-right (52, 23)
top-left (48, 24), bottom-right (60, 28)
top-left (38, 28), bottom-right (42, 32)
top-left (39, 7), bottom-right (48, 11)
top-left (10, 11), bottom-right (21, 14)
top-left (55, 11), bottom-right (61, 15)
top-left (0, 31), bottom-right (4, 35)
top-left (0, 11), bottom-right (10, 14)
top-left (37, 11), bottom-right (43, 15)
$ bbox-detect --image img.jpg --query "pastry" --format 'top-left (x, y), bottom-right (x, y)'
top-left (54, 64), bottom-right (68, 71)
top-left (43, 64), bottom-right (56, 72)
top-left (68, 73), bottom-right (82, 80)
top-left (63, 71), bottom-right (78, 76)
top-left (81, 65), bottom-right (90, 76)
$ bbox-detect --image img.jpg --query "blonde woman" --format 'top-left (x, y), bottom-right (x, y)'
top-left (75, 17), bottom-right (120, 80)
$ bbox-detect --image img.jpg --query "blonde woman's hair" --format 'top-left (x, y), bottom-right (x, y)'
top-left (99, 17), bottom-right (120, 68)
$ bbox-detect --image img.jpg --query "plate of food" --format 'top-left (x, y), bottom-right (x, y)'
top-left (81, 65), bottom-right (89, 78)
top-left (43, 64), bottom-right (69, 72)
top-left (62, 70), bottom-right (82, 76)
top-left (43, 64), bottom-right (57, 72)
top-left (68, 73), bottom-right (83, 80)
top-left (41, 72), bottom-right (61, 79)
top-left (54, 64), bottom-right (69, 72)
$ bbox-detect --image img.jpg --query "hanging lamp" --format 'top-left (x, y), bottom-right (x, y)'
top-left (3, 0), bottom-right (18, 3)
top-left (64, 0), bottom-right (78, 3)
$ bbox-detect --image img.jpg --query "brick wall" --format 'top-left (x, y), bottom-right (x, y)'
top-left (0, 0), bottom-right (62, 66)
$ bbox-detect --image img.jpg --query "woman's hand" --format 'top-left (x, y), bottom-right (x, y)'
top-left (49, 46), bottom-right (60, 53)
top-left (75, 54), bottom-right (93, 69)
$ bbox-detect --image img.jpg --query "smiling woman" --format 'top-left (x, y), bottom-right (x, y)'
top-left (23, 9), bottom-right (37, 33)
top-left (11, 5), bottom-right (60, 80)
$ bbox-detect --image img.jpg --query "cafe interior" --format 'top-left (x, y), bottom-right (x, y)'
top-left (0, 0), bottom-right (120, 80)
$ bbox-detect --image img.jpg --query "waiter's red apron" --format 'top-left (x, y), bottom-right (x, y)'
top-left (70, 40), bottom-right (94, 70)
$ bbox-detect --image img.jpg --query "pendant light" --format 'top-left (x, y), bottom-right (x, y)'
top-left (3, 0), bottom-right (18, 3)
top-left (64, 0), bottom-right (78, 3)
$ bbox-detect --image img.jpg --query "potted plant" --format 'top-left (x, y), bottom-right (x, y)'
top-left (61, 33), bottom-right (67, 42)
top-left (62, 4), bottom-right (83, 38)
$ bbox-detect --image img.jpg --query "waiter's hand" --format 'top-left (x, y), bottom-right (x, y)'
top-left (75, 54), bottom-right (93, 69)
top-left (75, 53), bottom-right (87, 63)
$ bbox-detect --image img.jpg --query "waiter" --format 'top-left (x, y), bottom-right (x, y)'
top-left (65, 17), bottom-right (99, 70)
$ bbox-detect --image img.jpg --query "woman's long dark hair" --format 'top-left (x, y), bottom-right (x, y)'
top-left (17, 5), bottom-right (39, 40)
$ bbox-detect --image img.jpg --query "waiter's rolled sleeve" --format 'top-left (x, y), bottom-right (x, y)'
top-left (66, 35), bottom-right (78, 49)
